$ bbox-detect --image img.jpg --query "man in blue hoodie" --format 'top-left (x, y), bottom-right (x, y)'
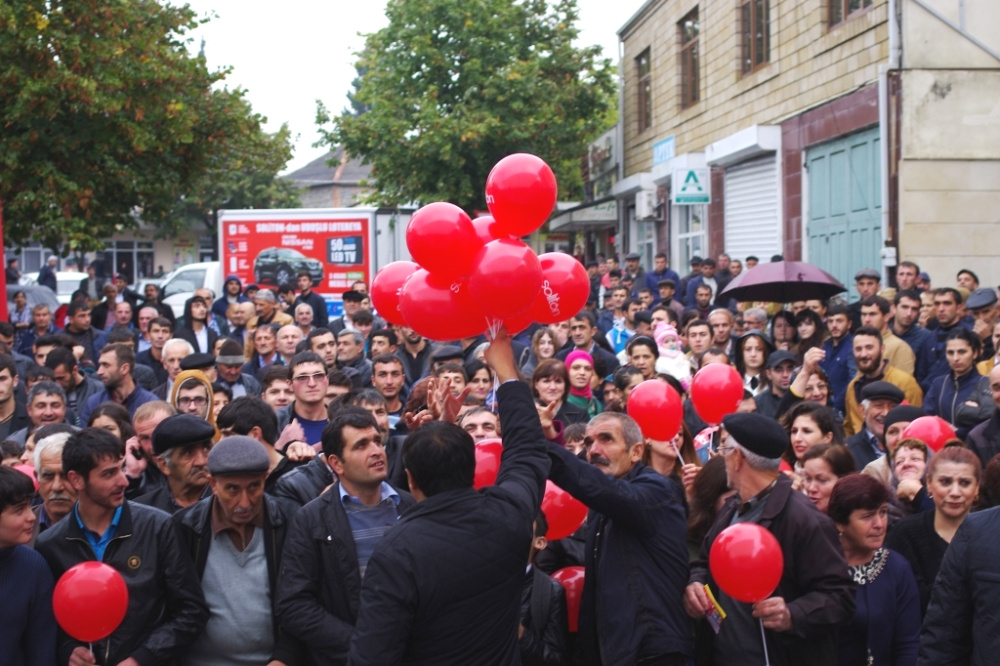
top-left (212, 275), bottom-right (248, 319)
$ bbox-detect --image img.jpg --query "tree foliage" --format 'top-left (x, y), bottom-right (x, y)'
top-left (319, 0), bottom-right (616, 212)
top-left (0, 0), bottom-right (293, 252)
top-left (173, 123), bottom-right (301, 233)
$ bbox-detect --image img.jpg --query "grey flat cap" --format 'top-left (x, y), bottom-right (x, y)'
top-left (207, 436), bottom-right (270, 476)
top-left (966, 288), bottom-right (998, 310)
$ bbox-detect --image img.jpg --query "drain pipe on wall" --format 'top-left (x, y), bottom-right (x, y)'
top-left (878, 0), bottom-right (902, 281)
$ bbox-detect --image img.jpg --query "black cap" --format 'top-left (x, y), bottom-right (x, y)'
top-left (152, 413), bottom-right (216, 456)
top-left (854, 268), bottom-right (880, 281)
top-left (884, 405), bottom-right (923, 433)
top-left (634, 311), bottom-right (653, 325)
top-left (180, 353), bottom-right (216, 371)
top-left (432, 345), bottom-right (463, 363)
top-left (966, 288), bottom-right (998, 310)
top-left (722, 413), bottom-right (788, 459)
top-left (860, 381), bottom-right (904, 404)
top-left (765, 350), bottom-right (796, 369)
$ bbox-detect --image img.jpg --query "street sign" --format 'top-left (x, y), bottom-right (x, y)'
top-left (672, 168), bottom-right (710, 204)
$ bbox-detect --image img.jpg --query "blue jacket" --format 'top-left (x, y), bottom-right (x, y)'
top-left (923, 369), bottom-right (992, 437)
top-left (547, 447), bottom-right (692, 665)
top-left (919, 506), bottom-right (1000, 665)
top-left (645, 268), bottom-right (681, 303)
top-left (820, 334), bottom-right (856, 414)
top-left (895, 324), bottom-right (935, 386)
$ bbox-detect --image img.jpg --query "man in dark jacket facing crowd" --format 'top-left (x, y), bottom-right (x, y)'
top-left (174, 435), bottom-right (301, 665)
top-left (685, 413), bottom-right (854, 666)
top-left (35, 427), bottom-right (208, 666)
top-left (545, 401), bottom-right (693, 664)
top-left (347, 330), bottom-right (550, 665)
top-left (276, 407), bottom-right (415, 665)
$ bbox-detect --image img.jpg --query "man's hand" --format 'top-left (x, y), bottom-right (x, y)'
top-left (974, 318), bottom-right (992, 341)
top-left (275, 419), bottom-right (305, 452)
top-left (753, 597), bottom-right (793, 632)
top-left (683, 582), bottom-right (712, 619)
top-left (69, 646), bottom-right (97, 666)
top-left (123, 436), bottom-right (147, 478)
top-left (286, 441), bottom-right (317, 462)
top-left (483, 328), bottom-right (518, 383)
top-left (403, 409), bottom-right (435, 431)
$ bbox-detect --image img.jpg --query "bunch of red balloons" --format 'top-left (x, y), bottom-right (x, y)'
top-left (551, 566), bottom-right (585, 632)
top-left (370, 154), bottom-right (590, 340)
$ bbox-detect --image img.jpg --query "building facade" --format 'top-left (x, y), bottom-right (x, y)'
top-left (614, 0), bottom-right (1000, 296)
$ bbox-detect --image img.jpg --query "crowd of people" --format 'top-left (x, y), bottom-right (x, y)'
top-left (1, 252), bottom-right (999, 666)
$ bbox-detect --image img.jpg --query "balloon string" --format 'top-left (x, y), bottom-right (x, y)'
top-left (759, 618), bottom-right (771, 666)
top-left (485, 317), bottom-right (502, 341)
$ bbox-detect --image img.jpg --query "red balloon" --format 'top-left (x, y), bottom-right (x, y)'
top-left (709, 523), bottom-right (784, 603)
top-left (12, 464), bottom-right (38, 491)
top-left (485, 153), bottom-right (558, 237)
top-left (551, 566), bottom-right (585, 632)
top-left (370, 260), bottom-right (418, 327)
top-left (399, 270), bottom-right (487, 341)
top-left (901, 416), bottom-right (957, 453)
top-left (473, 439), bottom-right (503, 489)
top-left (53, 562), bottom-right (129, 642)
top-left (471, 215), bottom-right (512, 245)
top-left (526, 253), bottom-right (591, 325)
top-left (541, 480), bottom-right (588, 541)
top-left (690, 363), bottom-right (745, 424)
top-left (502, 311), bottom-right (536, 337)
top-left (468, 239), bottom-right (543, 319)
top-left (405, 202), bottom-right (483, 280)
top-left (626, 380), bottom-right (683, 441)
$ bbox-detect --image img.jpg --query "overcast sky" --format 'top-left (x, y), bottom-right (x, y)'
top-left (179, 0), bottom-right (641, 173)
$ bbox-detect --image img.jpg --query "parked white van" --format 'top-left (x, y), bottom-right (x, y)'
top-left (159, 261), bottom-right (223, 319)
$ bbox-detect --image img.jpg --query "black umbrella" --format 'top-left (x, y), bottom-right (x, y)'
top-left (719, 261), bottom-right (846, 303)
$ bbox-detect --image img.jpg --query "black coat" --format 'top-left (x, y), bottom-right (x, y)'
top-left (519, 566), bottom-right (569, 666)
top-left (174, 494), bottom-right (302, 665)
top-left (35, 501), bottom-right (208, 666)
top-left (275, 482), bottom-right (415, 665)
top-left (347, 380), bottom-right (550, 665)
top-left (690, 474), bottom-right (855, 666)
top-left (918, 505), bottom-right (1000, 665)
top-left (967, 409), bottom-right (1000, 468)
top-left (270, 455), bottom-right (333, 506)
top-left (175, 325), bottom-right (219, 355)
top-left (546, 445), bottom-right (692, 665)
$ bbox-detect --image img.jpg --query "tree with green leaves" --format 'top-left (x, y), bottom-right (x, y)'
top-left (0, 0), bottom-right (293, 253)
top-left (319, 0), bottom-right (616, 212)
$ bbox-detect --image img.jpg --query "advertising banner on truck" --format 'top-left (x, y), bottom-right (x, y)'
top-left (219, 210), bottom-right (373, 316)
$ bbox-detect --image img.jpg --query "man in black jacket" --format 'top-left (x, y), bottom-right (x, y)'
top-left (347, 330), bottom-right (550, 665)
top-left (685, 413), bottom-right (854, 666)
top-left (174, 435), bottom-right (301, 665)
top-left (276, 407), bottom-right (415, 665)
top-left (519, 511), bottom-right (568, 666)
top-left (546, 405), bottom-right (692, 664)
top-left (294, 270), bottom-right (330, 329)
top-left (35, 427), bottom-right (207, 666)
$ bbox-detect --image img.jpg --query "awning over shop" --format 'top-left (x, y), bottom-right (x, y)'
top-left (548, 196), bottom-right (618, 232)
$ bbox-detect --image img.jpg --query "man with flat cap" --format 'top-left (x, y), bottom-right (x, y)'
top-left (180, 352), bottom-right (218, 383)
top-left (862, 404), bottom-right (924, 486)
top-left (174, 436), bottom-right (302, 665)
top-left (685, 413), bottom-right (854, 666)
top-left (135, 413), bottom-right (215, 514)
top-left (850, 268), bottom-right (882, 330)
top-left (967, 287), bottom-right (999, 362)
top-left (846, 381), bottom-right (904, 469)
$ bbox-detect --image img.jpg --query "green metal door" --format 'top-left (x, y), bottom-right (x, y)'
top-left (806, 127), bottom-right (882, 301)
